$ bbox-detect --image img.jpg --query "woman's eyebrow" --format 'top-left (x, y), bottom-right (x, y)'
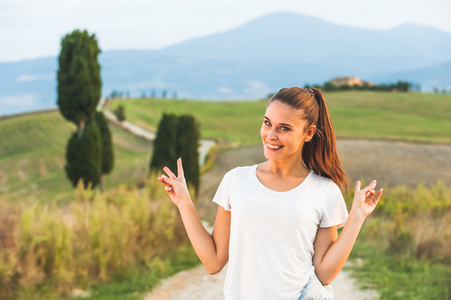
top-left (264, 116), bottom-right (293, 127)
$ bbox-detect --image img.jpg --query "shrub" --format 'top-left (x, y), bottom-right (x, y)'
top-left (345, 182), bottom-right (451, 262)
top-left (114, 105), bottom-right (126, 122)
top-left (0, 203), bottom-right (20, 299)
top-left (1, 178), bottom-right (191, 297)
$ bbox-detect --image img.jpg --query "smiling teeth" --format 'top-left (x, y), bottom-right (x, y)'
top-left (267, 143), bottom-right (282, 149)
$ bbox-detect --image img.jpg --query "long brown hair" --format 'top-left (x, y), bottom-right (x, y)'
top-left (268, 87), bottom-right (348, 189)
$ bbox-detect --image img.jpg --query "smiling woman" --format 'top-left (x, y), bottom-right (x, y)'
top-left (260, 87), bottom-right (347, 189)
top-left (158, 86), bottom-right (382, 300)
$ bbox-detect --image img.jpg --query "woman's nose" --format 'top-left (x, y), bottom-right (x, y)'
top-left (268, 128), bottom-right (278, 140)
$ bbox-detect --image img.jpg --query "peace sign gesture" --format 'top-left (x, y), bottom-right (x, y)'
top-left (351, 180), bottom-right (383, 219)
top-left (158, 158), bottom-right (192, 210)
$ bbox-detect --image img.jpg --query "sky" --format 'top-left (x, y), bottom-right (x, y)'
top-left (1, 0), bottom-right (451, 63)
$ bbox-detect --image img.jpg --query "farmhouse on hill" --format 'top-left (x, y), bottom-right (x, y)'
top-left (330, 76), bottom-right (374, 87)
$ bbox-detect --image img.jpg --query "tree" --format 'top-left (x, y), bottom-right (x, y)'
top-left (57, 29), bottom-right (103, 189)
top-left (149, 114), bottom-right (178, 174)
top-left (94, 111), bottom-right (114, 191)
top-left (175, 115), bottom-right (200, 195)
top-left (65, 122), bottom-right (102, 188)
top-left (323, 81), bottom-right (336, 92)
top-left (57, 29), bottom-right (101, 133)
top-left (114, 105), bottom-right (126, 121)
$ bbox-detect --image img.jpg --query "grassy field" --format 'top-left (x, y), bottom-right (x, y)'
top-left (0, 176), bottom-right (199, 300)
top-left (110, 91), bottom-right (451, 146)
top-left (2, 91), bottom-right (450, 299)
top-left (0, 110), bottom-right (153, 204)
top-left (109, 98), bottom-right (267, 147)
top-left (69, 245), bottom-right (199, 300)
top-left (343, 183), bottom-right (451, 299)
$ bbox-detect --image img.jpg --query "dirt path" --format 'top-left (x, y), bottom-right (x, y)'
top-left (197, 139), bottom-right (451, 223)
top-left (144, 262), bottom-right (378, 300)
top-left (145, 139), bottom-right (451, 300)
top-left (103, 109), bottom-right (215, 166)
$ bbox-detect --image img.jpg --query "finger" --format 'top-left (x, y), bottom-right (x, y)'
top-left (355, 180), bottom-right (361, 191)
top-left (361, 180), bottom-right (377, 193)
top-left (163, 166), bottom-right (177, 180)
top-left (158, 176), bottom-right (169, 185)
top-left (159, 174), bottom-right (175, 185)
top-left (373, 189), bottom-right (383, 206)
top-left (177, 158), bottom-right (184, 178)
top-left (366, 189), bottom-right (375, 197)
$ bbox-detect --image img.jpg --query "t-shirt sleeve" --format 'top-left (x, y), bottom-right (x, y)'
top-left (212, 168), bottom-right (236, 211)
top-left (319, 183), bottom-right (348, 229)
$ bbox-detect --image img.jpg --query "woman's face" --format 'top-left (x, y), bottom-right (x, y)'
top-left (260, 100), bottom-right (316, 162)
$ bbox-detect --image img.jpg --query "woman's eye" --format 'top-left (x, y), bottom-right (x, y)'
top-left (281, 126), bottom-right (290, 131)
top-left (264, 121), bottom-right (271, 126)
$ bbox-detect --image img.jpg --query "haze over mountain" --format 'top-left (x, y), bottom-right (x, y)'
top-left (1, 12), bottom-right (451, 115)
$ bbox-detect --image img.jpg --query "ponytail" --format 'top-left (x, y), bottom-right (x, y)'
top-left (302, 88), bottom-right (348, 189)
top-left (269, 87), bottom-right (348, 189)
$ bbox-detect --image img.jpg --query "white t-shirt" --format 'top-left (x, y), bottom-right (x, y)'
top-left (212, 165), bottom-right (348, 300)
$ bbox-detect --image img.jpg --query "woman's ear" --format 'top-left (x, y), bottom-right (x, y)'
top-left (305, 125), bottom-right (317, 142)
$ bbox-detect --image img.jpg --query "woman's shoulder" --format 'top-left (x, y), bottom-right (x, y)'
top-left (306, 173), bottom-right (344, 207)
top-left (307, 172), bottom-right (341, 192)
top-left (222, 164), bottom-right (257, 180)
top-left (227, 164), bottom-right (257, 172)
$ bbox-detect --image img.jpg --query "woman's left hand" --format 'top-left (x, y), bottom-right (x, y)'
top-left (351, 180), bottom-right (383, 219)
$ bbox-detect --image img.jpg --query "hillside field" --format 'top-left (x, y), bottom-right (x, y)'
top-left (110, 91), bottom-right (451, 146)
top-left (1, 91), bottom-right (450, 299)
top-left (2, 91), bottom-right (450, 204)
top-left (0, 111), bottom-right (153, 204)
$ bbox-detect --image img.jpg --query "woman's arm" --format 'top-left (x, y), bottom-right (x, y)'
top-left (158, 158), bottom-right (230, 274)
top-left (313, 180), bottom-right (383, 286)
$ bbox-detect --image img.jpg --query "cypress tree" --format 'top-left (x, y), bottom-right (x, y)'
top-left (57, 29), bottom-right (102, 188)
top-left (175, 115), bottom-right (200, 195)
top-left (94, 111), bottom-right (114, 191)
top-left (149, 113), bottom-right (178, 174)
top-left (65, 121), bottom-right (102, 188)
top-left (57, 29), bottom-right (101, 132)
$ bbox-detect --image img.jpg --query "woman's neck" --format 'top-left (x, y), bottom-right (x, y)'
top-left (261, 157), bottom-right (309, 178)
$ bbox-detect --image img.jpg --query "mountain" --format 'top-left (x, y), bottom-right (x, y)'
top-left (162, 15), bottom-right (451, 72)
top-left (369, 60), bottom-right (451, 90)
top-left (0, 57), bottom-right (57, 115)
top-left (1, 12), bottom-right (451, 115)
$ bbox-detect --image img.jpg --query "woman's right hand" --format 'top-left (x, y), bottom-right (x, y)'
top-left (158, 158), bottom-right (192, 210)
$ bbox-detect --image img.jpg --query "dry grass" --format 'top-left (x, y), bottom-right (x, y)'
top-left (344, 182), bottom-right (451, 264)
top-left (0, 178), bottom-right (191, 299)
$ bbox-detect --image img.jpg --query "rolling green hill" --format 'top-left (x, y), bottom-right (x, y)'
top-left (2, 91), bottom-right (450, 203)
top-left (110, 91), bottom-right (451, 146)
top-left (0, 110), bottom-right (153, 204)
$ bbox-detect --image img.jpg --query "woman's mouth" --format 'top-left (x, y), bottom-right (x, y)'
top-left (266, 142), bottom-right (283, 151)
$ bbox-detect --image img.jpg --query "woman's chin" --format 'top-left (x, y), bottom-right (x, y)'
top-left (263, 149), bottom-right (282, 160)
